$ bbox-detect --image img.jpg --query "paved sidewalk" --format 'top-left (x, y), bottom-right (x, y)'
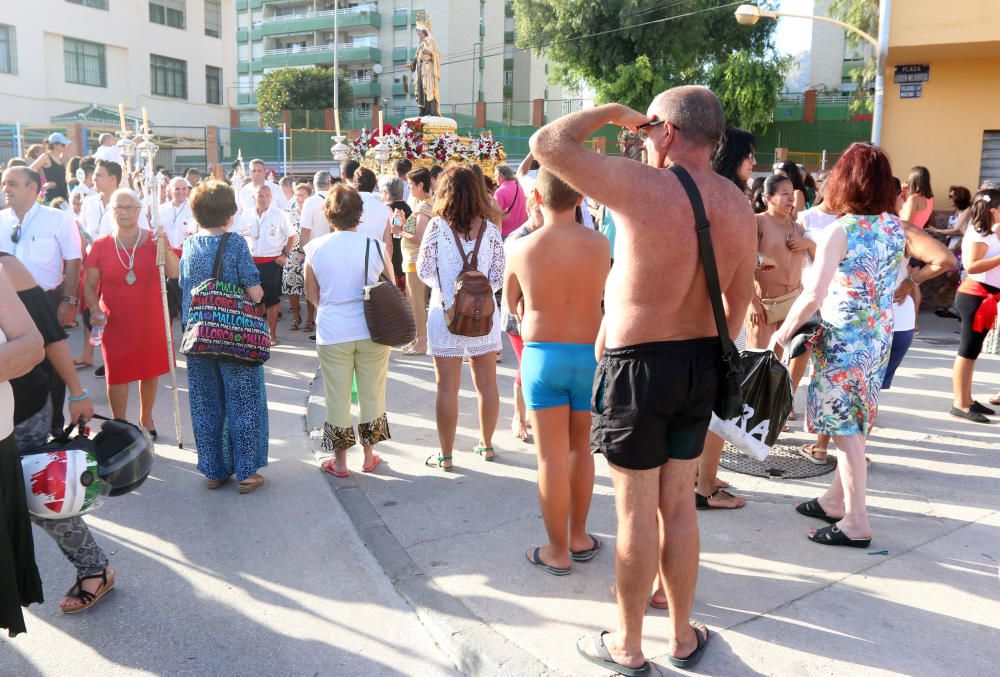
top-left (1, 328), bottom-right (457, 677)
top-left (307, 313), bottom-right (1000, 676)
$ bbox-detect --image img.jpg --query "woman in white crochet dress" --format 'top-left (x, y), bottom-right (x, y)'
top-left (417, 166), bottom-right (505, 471)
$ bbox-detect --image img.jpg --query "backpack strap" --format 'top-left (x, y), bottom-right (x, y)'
top-left (468, 220), bottom-right (487, 269)
top-left (449, 223), bottom-right (474, 270)
top-left (666, 165), bottom-right (737, 369)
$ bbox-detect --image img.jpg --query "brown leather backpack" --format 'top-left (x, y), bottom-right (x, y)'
top-left (437, 221), bottom-right (495, 337)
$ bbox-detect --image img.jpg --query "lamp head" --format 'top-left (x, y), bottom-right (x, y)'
top-left (735, 4), bottom-right (762, 26)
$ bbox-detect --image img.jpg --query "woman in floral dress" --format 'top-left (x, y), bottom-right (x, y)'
top-left (772, 143), bottom-right (905, 549)
top-left (282, 182), bottom-right (312, 329)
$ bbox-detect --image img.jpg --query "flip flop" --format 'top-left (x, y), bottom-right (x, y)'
top-left (666, 622), bottom-right (710, 669)
top-left (570, 534), bottom-right (602, 562)
top-left (321, 459), bottom-right (350, 478)
top-left (808, 524), bottom-right (872, 548)
top-left (608, 583), bottom-right (669, 610)
top-left (575, 632), bottom-right (650, 676)
top-left (695, 488), bottom-right (745, 510)
top-left (362, 454), bottom-right (381, 473)
top-left (795, 498), bottom-right (840, 524)
top-left (525, 547), bottom-right (572, 576)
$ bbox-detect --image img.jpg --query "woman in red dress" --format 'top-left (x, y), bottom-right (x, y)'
top-left (83, 189), bottom-right (177, 437)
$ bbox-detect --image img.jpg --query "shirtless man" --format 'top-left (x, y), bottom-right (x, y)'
top-left (504, 168), bottom-right (610, 576)
top-left (531, 87), bottom-right (755, 674)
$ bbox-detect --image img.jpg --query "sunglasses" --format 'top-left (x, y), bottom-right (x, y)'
top-left (10, 223), bottom-right (21, 244)
top-left (636, 118), bottom-right (670, 141)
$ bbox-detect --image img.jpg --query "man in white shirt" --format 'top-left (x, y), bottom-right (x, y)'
top-left (1, 166), bottom-right (83, 434)
top-left (354, 167), bottom-right (395, 279)
top-left (240, 184), bottom-right (296, 343)
top-left (237, 158), bottom-right (289, 214)
top-left (80, 160), bottom-right (149, 241)
top-left (299, 170), bottom-right (333, 246)
top-left (157, 177), bottom-right (194, 255)
top-left (92, 133), bottom-right (123, 165)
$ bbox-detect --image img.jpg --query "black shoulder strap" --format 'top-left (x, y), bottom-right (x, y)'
top-left (667, 165), bottom-right (735, 360)
top-left (364, 237), bottom-right (371, 287)
top-left (364, 237), bottom-right (387, 286)
top-left (212, 232), bottom-right (232, 281)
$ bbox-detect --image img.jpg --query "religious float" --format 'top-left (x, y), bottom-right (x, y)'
top-left (331, 116), bottom-right (507, 177)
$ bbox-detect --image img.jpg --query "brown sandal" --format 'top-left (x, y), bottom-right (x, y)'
top-left (238, 474), bottom-right (266, 494)
top-left (205, 477), bottom-right (229, 489)
top-left (61, 568), bottom-right (115, 614)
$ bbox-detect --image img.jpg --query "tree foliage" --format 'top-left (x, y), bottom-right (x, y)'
top-left (256, 66), bottom-right (353, 127)
top-left (829, 0), bottom-right (878, 113)
top-left (513, 0), bottom-right (788, 131)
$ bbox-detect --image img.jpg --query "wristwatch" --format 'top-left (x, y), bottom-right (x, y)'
top-left (62, 295), bottom-right (79, 306)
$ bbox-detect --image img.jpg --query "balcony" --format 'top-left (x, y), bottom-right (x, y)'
top-left (262, 43), bottom-right (381, 68)
top-left (503, 83), bottom-right (513, 97)
top-left (392, 46), bottom-right (417, 62)
top-left (348, 77), bottom-right (381, 98)
top-left (261, 5), bottom-right (381, 35)
top-left (237, 91), bottom-right (258, 106)
top-left (393, 82), bottom-right (406, 97)
top-left (504, 30), bottom-right (514, 44)
top-left (503, 57), bottom-right (513, 70)
top-left (505, 2), bottom-right (514, 18)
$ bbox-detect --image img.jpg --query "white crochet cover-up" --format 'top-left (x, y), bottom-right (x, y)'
top-left (417, 216), bottom-right (505, 358)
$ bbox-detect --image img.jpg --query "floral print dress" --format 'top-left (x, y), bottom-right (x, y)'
top-left (807, 213), bottom-right (905, 436)
top-left (282, 205), bottom-right (305, 296)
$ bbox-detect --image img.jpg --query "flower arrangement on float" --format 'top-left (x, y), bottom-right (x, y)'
top-left (353, 116), bottom-right (506, 175)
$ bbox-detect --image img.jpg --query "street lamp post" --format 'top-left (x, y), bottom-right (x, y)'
top-left (734, 2), bottom-right (890, 146)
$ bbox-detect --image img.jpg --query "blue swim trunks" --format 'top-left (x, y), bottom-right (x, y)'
top-left (521, 342), bottom-right (597, 411)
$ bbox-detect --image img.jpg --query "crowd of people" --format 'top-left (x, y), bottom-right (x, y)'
top-left (2, 87), bottom-right (999, 675)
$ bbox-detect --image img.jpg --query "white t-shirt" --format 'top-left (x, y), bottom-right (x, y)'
top-left (0, 203), bottom-right (82, 291)
top-left (798, 206), bottom-right (840, 242)
top-left (81, 193), bottom-right (150, 240)
top-left (304, 230), bottom-right (385, 345)
top-left (239, 205), bottom-right (294, 258)
top-left (70, 182), bottom-right (97, 200)
top-left (358, 191), bottom-right (391, 242)
top-left (93, 144), bottom-right (123, 165)
top-left (892, 261), bottom-right (916, 332)
top-left (238, 180), bottom-right (290, 214)
top-left (299, 191), bottom-right (329, 239)
top-left (157, 200), bottom-right (195, 250)
top-left (963, 228), bottom-right (1000, 288)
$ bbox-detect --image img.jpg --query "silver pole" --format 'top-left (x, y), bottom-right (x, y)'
top-left (871, 0), bottom-right (890, 146)
top-left (333, 0), bottom-right (339, 111)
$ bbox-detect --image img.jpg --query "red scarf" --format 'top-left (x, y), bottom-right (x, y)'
top-left (959, 279), bottom-right (1000, 332)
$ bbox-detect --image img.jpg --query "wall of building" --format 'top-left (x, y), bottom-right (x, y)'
top-left (880, 56), bottom-right (1000, 192)
top-left (0, 0), bottom-right (234, 127)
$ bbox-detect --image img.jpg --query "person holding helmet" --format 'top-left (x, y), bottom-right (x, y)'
top-left (0, 252), bottom-right (121, 613)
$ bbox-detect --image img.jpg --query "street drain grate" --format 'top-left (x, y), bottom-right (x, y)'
top-left (720, 442), bottom-right (837, 479)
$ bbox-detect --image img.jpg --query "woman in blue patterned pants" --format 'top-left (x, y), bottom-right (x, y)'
top-left (180, 180), bottom-right (269, 494)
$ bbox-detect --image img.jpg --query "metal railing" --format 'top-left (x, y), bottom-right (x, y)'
top-left (264, 40), bottom-right (378, 56)
top-left (264, 4), bottom-right (378, 24)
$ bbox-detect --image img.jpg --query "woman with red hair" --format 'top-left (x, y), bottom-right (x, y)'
top-left (771, 143), bottom-right (906, 548)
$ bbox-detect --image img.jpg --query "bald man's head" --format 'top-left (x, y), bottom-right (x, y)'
top-left (169, 177), bottom-right (192, 205)
top-left (648, 86), bottom-right (724, 150)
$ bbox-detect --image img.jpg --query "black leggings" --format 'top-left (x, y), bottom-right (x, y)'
top-left (956, 284), bottom-right (999, 359)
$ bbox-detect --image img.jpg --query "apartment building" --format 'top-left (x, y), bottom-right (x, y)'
top-left (0, 0), bottom-right (235, 129)
top-left (803, 0), bottom-right (871, 94)
top-left (233, 0), bottom-right (565, 125)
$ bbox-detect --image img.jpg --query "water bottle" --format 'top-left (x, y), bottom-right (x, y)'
top-left (89, 325), bottom-right (104, 346)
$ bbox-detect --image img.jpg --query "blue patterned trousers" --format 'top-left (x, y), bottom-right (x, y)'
top-left (187, 356), bottom-right (269, 481)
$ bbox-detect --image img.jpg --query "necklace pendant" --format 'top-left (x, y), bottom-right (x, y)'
top-left (125, 268), bottom-right (137, 285)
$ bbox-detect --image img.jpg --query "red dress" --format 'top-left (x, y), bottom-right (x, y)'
top-left (87, 234), bottom-right (169, 385)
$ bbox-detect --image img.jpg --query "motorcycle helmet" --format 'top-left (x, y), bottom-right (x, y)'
top-left (21, 447), bottom-right (109, 519)
top-left (91, 417), bottom-right (154, 497)
top-left (20, 415), bottom-right (154, 519)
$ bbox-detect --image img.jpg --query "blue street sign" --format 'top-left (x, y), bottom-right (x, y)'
top-left (900, 84), bottom-right (922, 99)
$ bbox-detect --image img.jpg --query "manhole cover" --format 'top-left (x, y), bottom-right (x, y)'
top-left (720, 442), bottom-right (837, 479)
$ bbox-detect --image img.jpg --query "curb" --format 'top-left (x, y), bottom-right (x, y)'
top-left (307, 372), bottom-right (557, 677)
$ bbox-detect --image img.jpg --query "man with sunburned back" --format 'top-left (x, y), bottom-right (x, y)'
top-left (504, 168), bottom-right (610, 577)
top-left (531, 86), bottom-right (754, 673)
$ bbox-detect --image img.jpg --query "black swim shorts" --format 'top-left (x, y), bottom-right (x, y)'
top-left (591, 338), bottom-right (720, 470)
top-left (256, 260), bottom-right (283, 307)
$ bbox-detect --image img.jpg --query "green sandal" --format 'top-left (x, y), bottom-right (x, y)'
top-left (425, 454), bottom-right (454, 472)
top-left (474, 445), bottom-right (495, 462)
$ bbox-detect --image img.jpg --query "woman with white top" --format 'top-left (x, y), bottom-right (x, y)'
top-left (950, 189), bottom-right (1000, 423)
top-left (417, 166), bottom-right (505, 471)
top-left (305, 184), bottom-right (394, 477)
top-left (0, 269), bottom-right (45, 637)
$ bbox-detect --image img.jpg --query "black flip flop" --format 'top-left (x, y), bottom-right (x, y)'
top-left (808, 525), bottom-right (871, 548)
top-left (667, 622), bottom-right (710, 669)
top-left (570, 534), bottom-right (602, 562)
top-left (525, 548), bottom-right (571, 576)
top-left (970, 400), bottom-right (996, 416)
top-left (696, 488), bottom-right (743, 510)
top-left (795, 498), bottom-right (840, 524)
top-left (575, 632), bottom-right (651, 677)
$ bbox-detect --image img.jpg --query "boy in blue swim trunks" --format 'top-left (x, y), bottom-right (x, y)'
top-left (504, 168), bottom-right (610, 576)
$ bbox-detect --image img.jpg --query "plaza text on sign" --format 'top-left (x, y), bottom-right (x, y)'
top-left (894, 65), bottom-right (930, 84)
